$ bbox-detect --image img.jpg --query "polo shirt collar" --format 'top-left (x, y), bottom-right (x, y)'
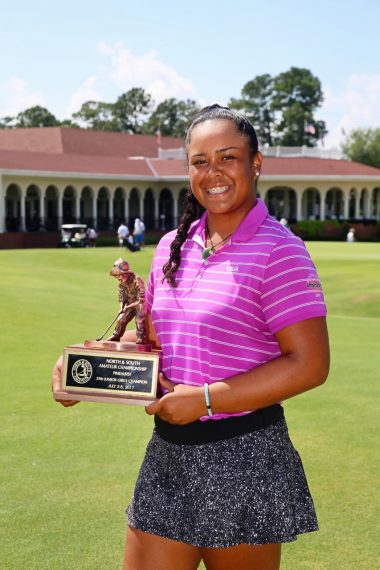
top-left (189, 198), bottom-right (268, 245)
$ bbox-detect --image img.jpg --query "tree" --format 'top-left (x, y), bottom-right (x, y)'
top-left (342, 127), bottom-right (380, 169)
top-left (0, 116), bottom-right (15, 129)
top-left (113, 87), bottom-right (153, 133)
top-left (231, 67), bottom-right (327, 147)
top-left (72, 101), bottom-right (117, 131)
top-left (144, 98), bottom-right (200, 138)
top-left (272, 67), bottom-right (325, 146)
top-left (229, 74), bottom-right (275, 146)
top-left (59, 119), bottom-right (80, 128)
top-left (15, 105), bottom-right (60, 128)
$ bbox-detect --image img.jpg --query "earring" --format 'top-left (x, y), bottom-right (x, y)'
top-left (255, 171), bottom-right (260, 177)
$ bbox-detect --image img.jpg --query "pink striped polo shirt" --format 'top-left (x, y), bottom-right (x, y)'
top-left (146, 199), bottom-right (327, 421)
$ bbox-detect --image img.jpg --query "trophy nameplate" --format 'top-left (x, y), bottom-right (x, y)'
top-left (54, 340), bottom-right (161, 406)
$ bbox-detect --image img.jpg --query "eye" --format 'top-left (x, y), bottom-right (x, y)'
top-left (222, 154), bottom-right (235, 161)
top-left (191, 158), bottom-right (207, 165)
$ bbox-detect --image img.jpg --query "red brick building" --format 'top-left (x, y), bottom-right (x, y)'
top-left (0, 128), bottom-right (379, 239)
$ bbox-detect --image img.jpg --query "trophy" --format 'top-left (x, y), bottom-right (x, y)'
top-left (54, 258), bottom-right (161, 406)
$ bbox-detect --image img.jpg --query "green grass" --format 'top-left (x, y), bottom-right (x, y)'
top-left (0, 243), bottom-right (379, 569)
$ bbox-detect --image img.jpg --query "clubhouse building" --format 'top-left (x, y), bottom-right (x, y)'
top-left (0, 127), bottom-right (379, 242)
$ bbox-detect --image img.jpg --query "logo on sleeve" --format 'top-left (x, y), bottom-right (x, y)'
top-left (306, 274), bottom-right (322, 290)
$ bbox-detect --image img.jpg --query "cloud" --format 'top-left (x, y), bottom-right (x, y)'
top-left (64, 76), bottom-right (102, 118)
top-left (1, 76), bottom-right (46, 117)
top-left (320, 74), bottom-right (380, 148)
top-left (98, 42), bottom-right (196, 103)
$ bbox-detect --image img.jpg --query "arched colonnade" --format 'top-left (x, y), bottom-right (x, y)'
top-left (4, 180), bottom-right (380, 232)
top-left (259, 183), bottom-right (380, 222)
top-left (4, 182), bottom-right (190, 232)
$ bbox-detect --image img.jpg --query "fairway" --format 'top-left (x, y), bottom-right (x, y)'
top-left (0, 243), bottom-right (379, 570)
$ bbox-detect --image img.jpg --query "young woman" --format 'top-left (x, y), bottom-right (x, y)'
top-left (53, 105), bottom-right (329, 570)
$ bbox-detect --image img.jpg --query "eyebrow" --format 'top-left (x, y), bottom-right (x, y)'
top-left (190, 146), bottom-right (241, 158)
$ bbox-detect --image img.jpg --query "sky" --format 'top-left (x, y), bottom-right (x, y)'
top-left (1, 0), bottom-right (379, 148)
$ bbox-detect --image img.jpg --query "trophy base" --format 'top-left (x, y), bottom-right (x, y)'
top-left (57, 341), bottom-right (161, 406)
top-left (83, 339), bottom-right (152, 352)
top-left (53, 390), bottom-right (156, 406)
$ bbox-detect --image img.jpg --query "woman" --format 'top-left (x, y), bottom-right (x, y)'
top-left (53, 105), bottom-right (329, 570)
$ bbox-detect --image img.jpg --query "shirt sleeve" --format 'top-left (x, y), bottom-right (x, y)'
top-left (261, 235), bottom-right (327, 334)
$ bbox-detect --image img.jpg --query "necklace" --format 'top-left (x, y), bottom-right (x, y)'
top-left (202, 222), bottom-right (233, 260)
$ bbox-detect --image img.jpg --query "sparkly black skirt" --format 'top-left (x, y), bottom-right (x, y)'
top-left (126, 417), bottom-right (318, 548)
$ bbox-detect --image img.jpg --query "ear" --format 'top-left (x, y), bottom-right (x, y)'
top-left (252, 151), bottom-right (263, 178)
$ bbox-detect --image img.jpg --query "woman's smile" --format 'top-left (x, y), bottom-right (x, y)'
top-left (205, 185), bottom-right (230, 195)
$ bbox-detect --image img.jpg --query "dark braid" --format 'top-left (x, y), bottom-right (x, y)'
top-left (162, 104), bottom-right (259, 286)
top-left (162, 191), bottom-right (203, 286)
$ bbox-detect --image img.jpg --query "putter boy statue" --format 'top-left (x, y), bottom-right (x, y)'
top-left (107, 258), bottom-right (146, 344)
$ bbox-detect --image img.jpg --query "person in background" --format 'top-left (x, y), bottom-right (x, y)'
top-left (117, 222), bottom-right (129, 247)
top-left (346, 227), bottom-right (356, 242)
top-left (87, 227), bottom-right (98, 247)
top-left (133, 218), bottom-right (146, 248)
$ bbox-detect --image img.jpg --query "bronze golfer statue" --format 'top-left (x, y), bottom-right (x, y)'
top-left (107, 258), bottom-right (147, 344)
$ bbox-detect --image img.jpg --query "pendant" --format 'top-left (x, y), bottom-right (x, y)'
top-left (202, 247), bottom-right (212, 260)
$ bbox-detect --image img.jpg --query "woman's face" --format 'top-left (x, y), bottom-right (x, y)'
top-left (187, 119), bottom-right (262, 222)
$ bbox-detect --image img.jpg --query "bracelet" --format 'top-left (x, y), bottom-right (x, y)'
top-left (204, 383), bottom-right (213, 417)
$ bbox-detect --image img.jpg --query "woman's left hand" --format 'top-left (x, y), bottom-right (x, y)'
top-left (145, 374), bottom-right (205, 425)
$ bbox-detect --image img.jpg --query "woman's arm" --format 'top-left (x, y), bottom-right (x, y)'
top-left (146, 317), bottom-right (329, 424)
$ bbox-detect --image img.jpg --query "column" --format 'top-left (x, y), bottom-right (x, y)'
top-left (123, 194), bottom-right (129, 225)
top-left (20, 190), bottom-right (26, 231)
top-left (154, 194), bottom-right (159, 229)
top-left (343, 190), bottom-right (349, 219)
top-left (173, 195), bottom-right (179, 228)
top-left (364, 190), bottom-right (371, 219)
top-left (39, 190), bottom-right (46, 228)
top-left (320, 192), bottom-right (326, 221)
top-left (58, 194), bottom-right (63, 227)
top-left (355, 191), bottom-right (360, 218)
top-left (139, 195), bottom-right (144, 219)
top-left (107, 193), bottom-right (113, 229)
top-left (0, 176), bottom-right (5, 233)
top-left (296, 190), bottom-right (302, 221)
top-left (93, 193), bottom-right (98, 229)
top-left (75, 193), bottom-right (80, 223)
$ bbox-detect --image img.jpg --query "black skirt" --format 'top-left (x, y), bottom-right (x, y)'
top-left (127, 415), bottom-right (318, 548)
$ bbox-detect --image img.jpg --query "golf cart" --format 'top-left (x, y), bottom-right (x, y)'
top-left (59, 224), bottom-right (88, 248)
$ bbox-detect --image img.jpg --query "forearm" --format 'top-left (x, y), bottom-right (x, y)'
top-left (208, 351), bottom-right (328, 415)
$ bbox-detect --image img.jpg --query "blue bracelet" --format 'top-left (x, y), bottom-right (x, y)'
top-left (204, 383), bottom-right (213, 417)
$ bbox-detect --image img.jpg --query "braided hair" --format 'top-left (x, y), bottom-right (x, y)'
top-left (162, 104), bottom-right (259, 286)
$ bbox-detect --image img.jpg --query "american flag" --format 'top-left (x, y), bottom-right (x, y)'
top-left (304, 123), bottom-right (316, 135)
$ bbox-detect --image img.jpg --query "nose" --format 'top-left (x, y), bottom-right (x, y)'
top-left (206, 158), bottom-right (222, 177)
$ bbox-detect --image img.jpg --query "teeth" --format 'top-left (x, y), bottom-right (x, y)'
top-left (207, 186), bottom-right (228, 195)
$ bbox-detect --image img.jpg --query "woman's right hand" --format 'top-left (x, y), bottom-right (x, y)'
top-left (52, 355), bottom-right (79, 407)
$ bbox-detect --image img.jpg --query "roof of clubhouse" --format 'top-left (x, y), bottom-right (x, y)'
top-left (0, 127), bottom-right (380, 180)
